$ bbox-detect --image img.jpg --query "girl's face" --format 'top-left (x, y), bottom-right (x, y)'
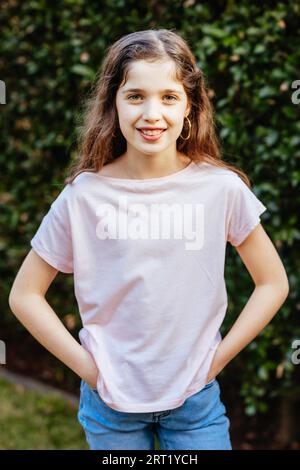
top-left (115, 59), bottom-right (191, 160)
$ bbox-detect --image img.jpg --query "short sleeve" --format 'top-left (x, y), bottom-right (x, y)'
top-left (30, 185), bottom-right (73, 273)
top-left (227, 176), bottom-right (267, 247)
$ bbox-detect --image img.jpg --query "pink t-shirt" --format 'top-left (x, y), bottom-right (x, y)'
top-left (30, 160), bottom-right (267, 412)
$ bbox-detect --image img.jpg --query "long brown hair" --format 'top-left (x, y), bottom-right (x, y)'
top-left (64, 28), bottom-right (251, 188)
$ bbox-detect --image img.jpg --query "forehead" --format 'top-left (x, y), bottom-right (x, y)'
top-left (119, 59), bottom-right (184, 92)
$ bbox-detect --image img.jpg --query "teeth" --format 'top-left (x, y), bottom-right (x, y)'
top-left (140, 129), bottom-right (164, 136)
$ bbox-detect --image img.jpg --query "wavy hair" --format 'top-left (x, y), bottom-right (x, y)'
top-left (64, 28), bottom-right (251, 187)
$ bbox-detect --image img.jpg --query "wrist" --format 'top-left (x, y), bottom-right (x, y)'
top-left (76, 347), bottom-right (99, 387)
top-left (206, 343), bottom-right (227, 382)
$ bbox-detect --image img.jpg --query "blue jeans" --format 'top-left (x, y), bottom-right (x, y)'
top-left (77, 378), bottom-right (232, 450)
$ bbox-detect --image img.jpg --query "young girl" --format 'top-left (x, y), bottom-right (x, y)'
top-left (9, 29), bottom-right (289, 451)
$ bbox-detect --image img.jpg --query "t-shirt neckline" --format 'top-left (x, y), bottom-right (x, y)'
top-left (84, 160), bottom-right (198, 183)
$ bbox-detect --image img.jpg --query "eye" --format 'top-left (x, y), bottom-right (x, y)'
top-left (127, 94), bottom-right (178, 101)
top-left (164, 95), bottom-right (178, 101)
top-left (127, 94), bottom-right (141, 100)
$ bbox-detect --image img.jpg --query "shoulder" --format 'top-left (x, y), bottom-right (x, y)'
top-left (65, 170), bottom-right (103, 192)
top-left (194, 160), bottom-right (237, 176)
top-left (50, 171), bottom-right (96, 211)
top-left (194, 161), bottom-right (244, 188)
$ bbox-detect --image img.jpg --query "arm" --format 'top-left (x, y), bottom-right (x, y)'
top-left (206, 223), bottom-right (289, 383)
top-left (8, 249), bottom-right (98, 389)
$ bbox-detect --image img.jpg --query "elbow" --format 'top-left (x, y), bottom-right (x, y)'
top-left (273, 278), bottom-right (290, 302)
top-left (8, 288), bottom-right (19, 314)
top-left (278, 271), bottom-right (290, 300)
top-left (255, 277), bottom-right (289, 301)
top-left (281, 279), bottom-right (289, 301)
top-left (9, 287), bottom-right (44, 314)
top-left (8, 285), bottom-right (25, 314)
top-left (277, 281), bottom-right (289, 313)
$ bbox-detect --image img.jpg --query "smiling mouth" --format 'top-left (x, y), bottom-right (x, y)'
top-left (137, 129), bottom-right (167, 141)
top-left (137, 129), bottom-right (167, 136)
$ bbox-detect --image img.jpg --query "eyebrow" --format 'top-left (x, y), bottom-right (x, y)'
top-left (121, 88), bottom-right (184, 95)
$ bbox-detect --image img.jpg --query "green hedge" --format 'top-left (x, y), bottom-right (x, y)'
top-left (1, 0), bottom-right (299, 417)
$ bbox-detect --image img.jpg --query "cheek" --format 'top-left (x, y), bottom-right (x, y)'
top-left (116, 99), bottom-right (131, 122)
top-left (167, 109), bottom-right (185, 126)
top-left (118, 107), bottom-right (138, 127)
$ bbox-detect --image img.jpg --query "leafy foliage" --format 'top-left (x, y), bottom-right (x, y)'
top-left (1, 0), bottom-right (299, 417)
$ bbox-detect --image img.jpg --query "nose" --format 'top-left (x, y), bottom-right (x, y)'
top-left (142, 99), bottom-right (163, 121)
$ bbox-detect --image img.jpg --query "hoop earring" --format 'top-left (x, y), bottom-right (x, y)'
top-left (180, 115), bottom-right (191, 140)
